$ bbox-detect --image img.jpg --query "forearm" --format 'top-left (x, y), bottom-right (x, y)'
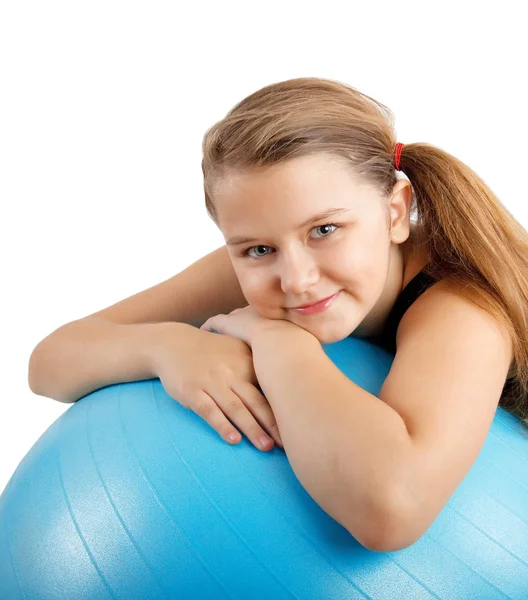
top-left (251, 324), bottom-right (414, 546)
top-left (28, 318), bottom-right (174, 403)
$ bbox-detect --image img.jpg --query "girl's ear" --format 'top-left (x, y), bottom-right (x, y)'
top-left (387, 180), bottom-right (413, 244)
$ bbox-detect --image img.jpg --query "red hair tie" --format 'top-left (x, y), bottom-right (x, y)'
top-left (394, 142), bottom-right (404, 171)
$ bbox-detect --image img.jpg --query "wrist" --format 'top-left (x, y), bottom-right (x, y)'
top-left (253, 320), bottom-right (316, 346)
top-left (254, 319), bottom-right (296, 338)
top-left (144, 321), bottom-right (193, 375)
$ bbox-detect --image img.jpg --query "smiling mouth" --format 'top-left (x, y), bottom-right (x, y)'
top-left (289, 291), bottom-right (341, 315)
top-left (290, 292), bottom-right (340, 309)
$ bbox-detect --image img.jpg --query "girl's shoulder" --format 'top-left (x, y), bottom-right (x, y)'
top-left (400, 224), bottom-right (515, 377)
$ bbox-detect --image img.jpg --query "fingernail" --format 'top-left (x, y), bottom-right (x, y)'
top-left (259, 435), bottom-right (273, 448)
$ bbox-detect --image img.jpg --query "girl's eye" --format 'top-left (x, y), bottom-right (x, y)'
top-left (312, 223), bottom-right (338, 238)
top-left (242, 223), bottom-right (339, 259)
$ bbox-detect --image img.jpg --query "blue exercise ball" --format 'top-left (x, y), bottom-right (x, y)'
top-left (1, 336), bottom-right (527, 599)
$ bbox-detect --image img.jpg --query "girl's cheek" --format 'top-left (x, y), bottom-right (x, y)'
top-left (244, 271), bottom-right (271, 293)
top-left (235, 281), bottom-right (265, 309)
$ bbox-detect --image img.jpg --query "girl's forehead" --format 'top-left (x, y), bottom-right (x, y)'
top-left (216, 156), bottom-right (371, 206)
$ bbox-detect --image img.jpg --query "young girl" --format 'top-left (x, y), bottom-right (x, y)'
top-left (28, 77), bottom-right (528, 552)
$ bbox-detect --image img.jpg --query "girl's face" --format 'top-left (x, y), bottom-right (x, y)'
top-left (215, 153), bottom-right (411, 344)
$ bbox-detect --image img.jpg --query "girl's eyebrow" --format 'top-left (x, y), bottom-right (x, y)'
top-left (226, 207), bottom-right (352, 246)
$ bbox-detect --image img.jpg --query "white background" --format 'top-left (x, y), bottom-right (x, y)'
top-left (1, 1), bottom-right (526, 494)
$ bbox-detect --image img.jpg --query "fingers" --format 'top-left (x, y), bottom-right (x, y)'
top-left (231, 380), bottom-right (283, 449)
top-left (190, 386), bottom-right (283, 452)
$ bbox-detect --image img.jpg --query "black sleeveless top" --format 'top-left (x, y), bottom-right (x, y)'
top-left (376, 270), bottom-right (437, 355)
top-left (373, 270), bottom-right (515, 396)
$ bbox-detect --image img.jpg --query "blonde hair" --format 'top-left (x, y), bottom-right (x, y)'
top-left (200, 76), bottom-right (528, 432)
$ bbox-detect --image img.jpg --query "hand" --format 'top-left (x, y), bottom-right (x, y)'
top-left (151, 323), bottom-right (284, 451)
top-left (200, 305), bottom-right (288, 348)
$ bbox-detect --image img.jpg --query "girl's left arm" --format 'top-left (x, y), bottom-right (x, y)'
top-left (251, 283), bottom-right (513, 552)
top-left (251, 324), bottom-right (416, 552)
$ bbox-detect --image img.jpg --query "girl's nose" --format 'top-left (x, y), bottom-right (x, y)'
top-left (279, 252), bottom-right (320, 295)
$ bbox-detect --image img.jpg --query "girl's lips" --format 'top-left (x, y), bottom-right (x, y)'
top-left (290, 291), bottom-right (341, 315)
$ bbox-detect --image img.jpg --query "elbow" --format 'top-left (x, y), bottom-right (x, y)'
top-left (354, 514), bottom-right (421, 554)
top-left (28, 343), bottom-right (52, 398)
top-left (359, 520), bottom-right (421, 553)
top-left (28, 342), bottom-right (73, 403)
top-left (350, 487), bottom-right (423, 553)
top-left (27, 344), bottom-right (45, 395)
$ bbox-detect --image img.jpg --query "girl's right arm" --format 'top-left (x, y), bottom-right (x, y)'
top-left (28, 317), bottom-right (175, 404)
top-left (28, 245), bottom-right (283, 451)
top-left (28, 244), bottom-right (246, 402)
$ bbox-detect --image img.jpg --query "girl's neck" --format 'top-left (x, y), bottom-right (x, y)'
top-left (401, 223), bottom-right (429, 289)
